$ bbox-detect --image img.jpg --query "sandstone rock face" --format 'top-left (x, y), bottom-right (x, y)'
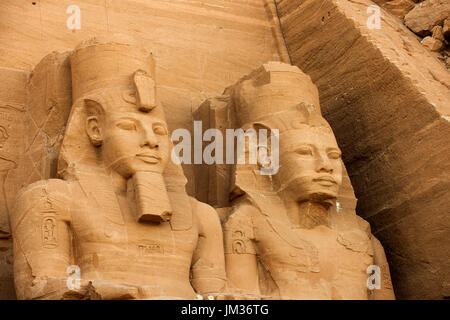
top-left (405, 0), bottom-right (450, 36)
top-left (444, 19), bottom-right (450, 38)
top-left (0, 0), bottom-right (282, 299)
top-left (0, 239), bottom-right (15, 299)
top-left (422, 36), bottom-right (444, 51)
top-left (374, 0), bottom-right (449, 69)
top-left (384, 0), bottom-right (416, 18)
top-left (432, 25), bottom-right (445, 42)
top-left (0, 67), bottom-right (28, 300)
top-left (276, 0), bottom-right (450, 299)
top-left (0, 0), bottom-right (283, 196)
top-left (0, 0), bottom-right (448, 301)
top-left (377, 0), bottom-right (416, 18)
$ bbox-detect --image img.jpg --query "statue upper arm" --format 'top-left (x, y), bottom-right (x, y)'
top-left (190, 198), bottom-right (226, 295)
top-left (11, 179), bottom-right (73, 299)
top-left (223, 202), bottom-right (260, 295)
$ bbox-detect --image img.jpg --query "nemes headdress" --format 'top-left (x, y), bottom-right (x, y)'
top-left (70, 34), bottom-right (163, 116)
top-left (225, 61), bottom-right (332, 133)
top-left (58, 35), bottom-right (191, 230)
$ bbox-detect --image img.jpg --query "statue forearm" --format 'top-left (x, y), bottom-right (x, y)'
top-left (191, 276), bottom-right (226, 296)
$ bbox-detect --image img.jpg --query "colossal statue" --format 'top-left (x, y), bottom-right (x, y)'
top-left (222, 62), bottom-right (395, 299)
top-left (10, 36), bottom-right (226, 300)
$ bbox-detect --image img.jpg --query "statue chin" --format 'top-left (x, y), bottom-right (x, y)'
top-left (308, 183), bottom-right (339, 203)
top-left (110, 158), bottom-right (167, 179)
top-left (280, 177), bottom-right (339, 204)
top-left (307, 192), bottom-right (337, 206)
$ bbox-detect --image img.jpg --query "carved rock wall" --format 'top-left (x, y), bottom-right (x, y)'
top-left (0, 0), bottom-right (448, 300)
top-left (0, 67), bottom-right (28, 299)
top-left (275, 0), bottom-right (450, 299)
top-left (0, 0), bottom-right (283, 299)
top-left (0, 0), bottom-right (283, 194)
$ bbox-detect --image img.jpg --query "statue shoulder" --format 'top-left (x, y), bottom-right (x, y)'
top-left (11, 179), bottom-right (74, 228)
top-left (224, 198), bottom-right (260, 226)
top-left (221, 198), bottom-right (259, 241)
top-left (16, 178), bottom-right (72, 202)
top-left (354, 215), bottom-right (373, 237)
top-left (189, 197), bottom-right (221, 231)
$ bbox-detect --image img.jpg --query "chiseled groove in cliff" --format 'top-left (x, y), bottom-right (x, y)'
top-left (262, 0), bottom-right (292, 64)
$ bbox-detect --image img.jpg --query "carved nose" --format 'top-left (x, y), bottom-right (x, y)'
top-left (141, 129), bottom-right (159, 149)
top-left (316, 153), bottom-right (333, 173)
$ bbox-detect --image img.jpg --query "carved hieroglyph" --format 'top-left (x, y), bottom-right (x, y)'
top-left (219, 62), bottom-right (395, 299)
top-left (10, 36), bottom-right (226, 300)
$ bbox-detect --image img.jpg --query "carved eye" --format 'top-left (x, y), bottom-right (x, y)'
top-left (153, 124), bottom-right (167, 135)
top-left (328, 151), bottom-right (341, 159)
top-left (116, 121), bottom-right (137, 131)
top-left (296, 147), bottom-right (313, 156)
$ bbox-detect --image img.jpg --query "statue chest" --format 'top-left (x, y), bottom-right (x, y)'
top-left (253, 216), bottom-right (374, 299)
top-left (70, 203), bottom-right (199, 275)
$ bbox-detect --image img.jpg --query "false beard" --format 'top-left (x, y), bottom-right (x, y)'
top-left (127, 171), bottom-right (173, 223)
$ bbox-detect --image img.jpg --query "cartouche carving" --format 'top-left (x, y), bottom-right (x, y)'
top-left (222, 62), bottom-right (395, 300)
top-left (10, 35), bottom-right (226, 300)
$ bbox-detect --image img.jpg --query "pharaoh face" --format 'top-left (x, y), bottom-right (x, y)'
top-left (275, 126), bottom-right (343, 203)
top-left (88, 108), bottom-right (170, 178)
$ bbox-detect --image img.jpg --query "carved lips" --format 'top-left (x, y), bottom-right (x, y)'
top-left (312, 175), bottom-right (337, 187)
top-left (136, 152), bottom-right (161, 164)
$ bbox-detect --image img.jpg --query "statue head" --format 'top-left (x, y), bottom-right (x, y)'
top-left (68, 35), bottom-right (170, 179)
top-left (57, 35), bottom-right (193, 226)
top-left (83, 90), bottom-right (170, 178)
top-left (229, 62), bottom-right (343, 205)
top-left (272, 112), bottom-right (343, 203)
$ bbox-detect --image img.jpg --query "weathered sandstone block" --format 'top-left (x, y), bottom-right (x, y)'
top-left (443, 19), bottom-right (450, 38)
top-left (405, 0), bottom-right (450, 36)
top-left (374, 0), bottom-right (416, 18)
top-left (422, 36), bottom-right (444, 51)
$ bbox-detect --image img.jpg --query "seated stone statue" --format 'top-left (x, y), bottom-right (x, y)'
top-left (223, 62), bottom-right (395, 299)
top-left (10, 36), bottom-right (226, 300)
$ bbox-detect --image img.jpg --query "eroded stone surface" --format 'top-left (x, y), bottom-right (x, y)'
top-left (276, 0), bottom-right (450, 299)
top-left (422, 36), bottom-right (444, 51)
top-left (0, 0), bottom-right (284, 300)
top-left (444, 19), bottom-right (450, 37)
top-left (0, 0), bottom-right (448, 301)
top-left (374, 0), bottom-right (416, 18)
top-left (0, 67), bottom-right (28, 299)
top-left (0, 0), bottom-right (284, 196)
top-left (405, 0), bottom-right (450, 36)
top-left (0, 239), bottom-right (15, 299)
